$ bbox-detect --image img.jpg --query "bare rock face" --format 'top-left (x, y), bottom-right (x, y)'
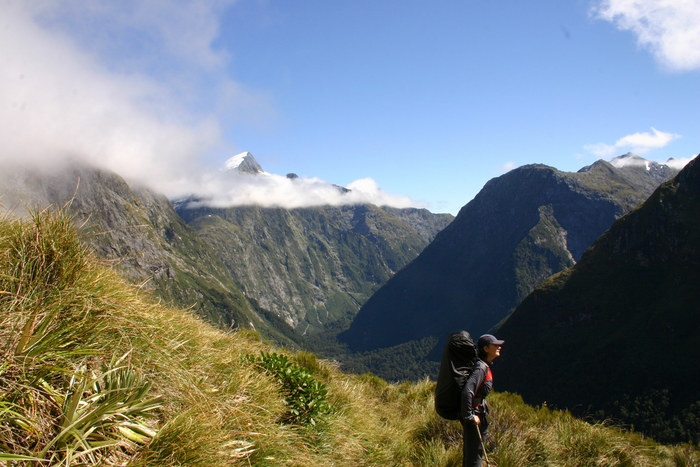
top-left (224, 152), bottom-right (264, 175)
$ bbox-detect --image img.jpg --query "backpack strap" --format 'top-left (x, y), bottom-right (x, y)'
top-left (472, 362), bottom-right (491, 408)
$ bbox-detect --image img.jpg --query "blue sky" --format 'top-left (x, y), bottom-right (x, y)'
top-left (2, 1), bottom-right (698, 214)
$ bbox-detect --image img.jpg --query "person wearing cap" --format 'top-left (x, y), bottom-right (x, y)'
top-left (460, 334), bottom-right (504, 466)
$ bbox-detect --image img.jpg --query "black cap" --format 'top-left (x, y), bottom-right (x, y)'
top-left (478, 334), bottom-right (504, 348)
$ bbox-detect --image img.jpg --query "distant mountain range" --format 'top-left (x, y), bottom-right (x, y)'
top-left (176, 203), bottom-right (451, 334)
top-left (0, 156), bottom-right (451, 342)
top-left (496, 155), bottom-right (700, 444)
top-left (0, 163), bottom-right (306, 343)
top-left (339, 154), bottom-right (680, 378)
top-left (2, 151), bottom-right (695, 444)
top-left (175, 152), bottom-right (452, 334)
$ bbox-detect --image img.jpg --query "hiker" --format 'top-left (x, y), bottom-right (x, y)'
top-left (461, 334), bottom-right (503, 467)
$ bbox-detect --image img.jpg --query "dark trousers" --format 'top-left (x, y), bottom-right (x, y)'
top-left (461, 419), bottom-right (486, 467)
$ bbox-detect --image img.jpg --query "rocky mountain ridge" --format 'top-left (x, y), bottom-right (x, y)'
top-left (339, 155), bottom-right (681, 378)
top-left (1, 159), bottom-right (452, 341)
top-left (176, 203), bottom-right (452, 334)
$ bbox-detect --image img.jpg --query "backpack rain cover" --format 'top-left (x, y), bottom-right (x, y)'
top-left (434, 330), bottom-right (478, 420)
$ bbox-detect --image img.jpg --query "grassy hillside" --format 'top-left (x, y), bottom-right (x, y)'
top-left (1, 211), bottom-right (696, 465)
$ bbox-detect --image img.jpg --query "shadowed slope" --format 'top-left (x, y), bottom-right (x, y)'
top-left (497, 155), bottom-right (700, 443)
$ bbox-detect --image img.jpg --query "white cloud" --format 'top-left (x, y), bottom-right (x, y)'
top-left (346, 178), bottom-right (422, 208)
top-left (593, 0), bottom-right (700, 71)
top-left (665, 154), bottom-right (698, 170)
top-left (0, 1), bottom-right (420, 211)
top-left (181, 172), bottom-right (423, 210)
top-left (0, 1), bottom-right (227, 195)
top-left (584, 127), bottom-right (681, 157)
top-left (616, 127), bottom-right (680, 148)
top-left (584, 143), bottom-right (618, 159)
top-left (28, 0), bottom-right (234, 71)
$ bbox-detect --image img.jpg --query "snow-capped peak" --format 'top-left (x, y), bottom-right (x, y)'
top-left (224, 152), bottom-right (263, 174)
top-left (225, 152), bottom-right (252, 170)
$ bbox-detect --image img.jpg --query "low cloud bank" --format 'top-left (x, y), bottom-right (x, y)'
top-left (610, 152), bottom-right (697, 171)
top-left (1, 1), bottom-right (222, 196)
top-left (665, 156), bottom-right (698, 171)
top-left (182, 171), bottom-right (421, 210)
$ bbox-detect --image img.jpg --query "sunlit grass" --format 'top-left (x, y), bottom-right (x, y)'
top-left (1, 209), bottom-right (697, 465)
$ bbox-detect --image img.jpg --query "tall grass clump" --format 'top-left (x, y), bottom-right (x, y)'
top-left (0, 210), bottom-right (162, 464)
top-left (487, 392), bottom-right (699, 466)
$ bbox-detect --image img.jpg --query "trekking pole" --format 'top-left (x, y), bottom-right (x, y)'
top-left (476, 425), bottom-right (491, 466)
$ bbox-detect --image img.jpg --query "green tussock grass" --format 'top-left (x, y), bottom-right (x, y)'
top-left (1, 209), bottom-right (697, 465)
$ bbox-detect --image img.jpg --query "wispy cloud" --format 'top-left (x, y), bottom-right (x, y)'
top-left (593, 0), bottom-right (700, 71)
top-left (665, 155), bottom-right (698, 170)
top-left (0, 1), bottom-right (422, 210)
top-left (584, 127), bottom-right (681, 158)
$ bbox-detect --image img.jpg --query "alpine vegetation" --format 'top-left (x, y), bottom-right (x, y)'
top-left (1, 209), bottom-right (696, 465)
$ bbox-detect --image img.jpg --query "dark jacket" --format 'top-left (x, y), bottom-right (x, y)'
top-left (460, 359), bottom-right (493, 423)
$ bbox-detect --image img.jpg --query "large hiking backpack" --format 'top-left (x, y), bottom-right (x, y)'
top-left (434, 330), bottom-right (478, 420)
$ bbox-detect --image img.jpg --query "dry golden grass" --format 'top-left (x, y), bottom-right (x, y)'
top-left (1, 210), bottom-right (697, 466)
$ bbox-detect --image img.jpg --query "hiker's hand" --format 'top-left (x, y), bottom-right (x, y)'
top-left (473, 415), bottom-right (480, 425)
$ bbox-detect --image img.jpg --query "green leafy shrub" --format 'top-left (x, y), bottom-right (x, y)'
top-left (246, 351), bottom-right (331, 426)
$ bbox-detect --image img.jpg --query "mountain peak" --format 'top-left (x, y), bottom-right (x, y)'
top-left (607, 153), bottom-right (680, 188)
top-left (224, 152), bottom-right (263, 175)
top-left (609, 153), bottom-right (649, 169)
top-left (610, 152), bottom-right (660, 170)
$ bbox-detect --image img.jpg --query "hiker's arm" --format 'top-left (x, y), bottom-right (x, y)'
top-left (460, 362), bottom-right (487, 424)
